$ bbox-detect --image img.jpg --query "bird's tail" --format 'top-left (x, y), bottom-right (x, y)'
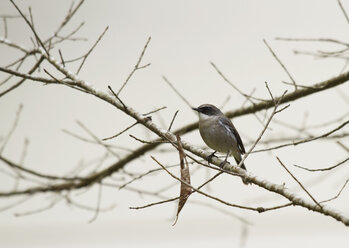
top-left (234, 157), bottom-right (247, 170)
top-left (234, 157), bottom-right (249, 185)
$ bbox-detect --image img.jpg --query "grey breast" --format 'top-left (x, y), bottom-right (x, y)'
top-left (199, 116), bottom-right (238, 153)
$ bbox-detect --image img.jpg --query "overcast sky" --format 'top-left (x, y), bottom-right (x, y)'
top-left (1, 1), bottom-right (349, 247)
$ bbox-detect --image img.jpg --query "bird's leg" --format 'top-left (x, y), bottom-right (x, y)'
top-left (219, 151), bottom-right (230, 168)
top-left (207, 151), bottom-right (217, 164)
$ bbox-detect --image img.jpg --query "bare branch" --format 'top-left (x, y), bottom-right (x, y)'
top-left (236, 88), bottom-right (288, 176)
top-left (88, 183), bottom-right (102, 223)
top-left (143, 106), bottom-right (167, 116)
top-left (0, 196), bottom-right (32, 212)
top-left (210, 62), bottom-right (268, 127)
top-left (119, 164), bottom-right (179, 190)
top-left (62, 129), bottom-right (130, 151)
top-left (275, 37), bottom-right (349, 47)
top-left (53, 0), bottom-right (85, 37)
top-left (76, 120), bottom-right (121, 159)
top-left (2, 17), bottom-right (8, 38)
top-left (15, 198), bottom-right (61, 217)
top-left (150, 156), bottom-right (295, 214)
top-left (0, 104), bottom-right (22, 154)
top-left (210, 61), bottom-right (267, 102)
top-left (151, 156), bottom-right (260, 211)
top-left (0, 155), bottom-right (85, 181)
top-left (321, 179), bottom-right (349, 203)
top-left (129, 134), bottom-right (167, 145)
top-left (337, 141), bottom-right (349, 152)
top-left (9, 0), bottom-right (49, 55)
top-left (277, 157), bottom-right (322, 208)
top-left (338, 0), bottom-right (349, 25)
top-left (116, 37), bottom-right (151, 96)
top-left (254, 119), bottom-right (349, 153)
top-left (130, 196), bottom-right (179, 210)
top-left (102, 122), bottom-right (138, 141)
top-left (263, 39), bottom-right (297, 90)
top-left (58, 49), bottom-right (65, 67)
top-left (162, 76), bottom-right (192, 108)
top-left (0, 56), bottom-right (45, 98)
top-left (168, 110), bottom-right (179, 132)
top-left (76, 26), bottom-right (109, 74)
top-left (293, 157), bottom-right (349, 172)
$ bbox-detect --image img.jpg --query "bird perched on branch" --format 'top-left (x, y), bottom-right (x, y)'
top-left (192, 104), bottom-right (247, 172)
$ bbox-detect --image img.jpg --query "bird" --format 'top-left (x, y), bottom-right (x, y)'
top-left (192, 104), bottom-right (247, 171)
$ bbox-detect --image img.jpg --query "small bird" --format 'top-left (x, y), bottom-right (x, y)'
top-left (192, 104), bottom-right (247, 170)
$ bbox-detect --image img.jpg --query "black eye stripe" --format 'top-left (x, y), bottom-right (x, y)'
top-left (199, 107), bottom-right (216, 115)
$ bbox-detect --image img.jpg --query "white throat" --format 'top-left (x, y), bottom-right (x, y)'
top-left (198, 112), bottom-right (215, 122)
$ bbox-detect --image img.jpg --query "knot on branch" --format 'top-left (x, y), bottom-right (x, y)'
top-left (257, 207), bottom-right (266, 213)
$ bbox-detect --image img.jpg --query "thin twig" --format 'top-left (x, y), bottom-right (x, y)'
top-left (0, 155), bottom-right (85, 181)
top-left (51, 0), bottom-right (85, 40)
top-left (0, 104), bottom-right (22, 154)
top-left (264, 81), bottom-right (275, 103)
top-left (237, 88), bottom-right (288, 173)
top-left (338, 0), bottom-right (349, 25)
top-left (264, 39), bottom-right (297, 90)
top-left (9, 0), bottom-right (49, 55)
top-left (254, 119), bottom-right (349, 153)
top-left (119, 164), bottom-right (179, 190)
top-left (168, 110), bottom-right (179, 131)
top-left (162, 76), bottom-right (192, 108)
top-left (151, 156), bottom-right (264, 212)
top-left (77, 120), bottom-right (121, 159)
top-left (102, 122), bottom-right (138, 141)
top-left (76, 26), bottom-right (109, 74)
top-left (58, 49), bottom-right (65, 67)
top-left (337, 141), bottom-right (349, 152)
top-left (15, 198), bottom-right (61, 217)
top-left (108, 85), bottom-right (128, 112)
top-left (65, 195), bottom-right (116, 213)
top-left (277, 157), bottom-right (322, 208)
top-left (129, 169), bottom-right (221, 211)
top-left (2, 17), bottom-right (8, 38)
top-left (210, 63), bottom-right (269, 127)
top-left (0, 56), bottom-right (45, 98)
top-left (129, 134), bottom-right (167, 145)
top-left (52, 21), bottom-right (86, 45)
top-left (0, 66), bottom-right (54, 85)
top-left (150, 156), bottom-right (295, 214)
top-left (143, 106), bottom-right (167, 116)
top-left (0, 196), bottom-right (32, 212)
top-left (130, 196), bottom-right (179, 210)
top-left (293, 157), bottom-right (349, 172)
top-left (275, 37), bottom-right (349, 47)
top-left (116, 37), bottom-right (151, 95)
top-left (320, 179), bottom-right (349, 203)
top-left (88, 183), bottom-right (103, 223)
top-left (62, 129), bottom-right (131, 151)
top-left (210, 62), bottom-right (267, 102)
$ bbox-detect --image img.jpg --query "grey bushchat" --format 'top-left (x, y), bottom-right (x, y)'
top-left (192, 104), bottom-right (247, 171)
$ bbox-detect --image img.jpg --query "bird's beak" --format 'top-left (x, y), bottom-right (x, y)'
top-left (192, 107), bottom-right (199, 112)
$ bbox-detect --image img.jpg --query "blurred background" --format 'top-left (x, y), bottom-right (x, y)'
top-left (1, 0), bottom-right (349, 247)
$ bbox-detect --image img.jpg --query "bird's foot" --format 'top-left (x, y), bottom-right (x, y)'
top-left (219, 160), bottom-right (230, 169)
top-left (242, 175), bottom-right (251, 185)
top-left (207, 151), bottom-right (217, 164)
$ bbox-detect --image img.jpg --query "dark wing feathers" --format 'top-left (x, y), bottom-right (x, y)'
top-left (219, 117), bottom-right (246, 154)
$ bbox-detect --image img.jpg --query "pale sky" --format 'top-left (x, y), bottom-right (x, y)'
top-left (1, 0), bottom-right (349, 247)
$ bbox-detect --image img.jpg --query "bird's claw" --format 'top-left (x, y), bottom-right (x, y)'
top-left (219, 160), bottom-right (230, 169)
top-left (207, 151), bottom-right (217, 164)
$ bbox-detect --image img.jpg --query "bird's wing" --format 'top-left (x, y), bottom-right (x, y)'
top-left (219, 117), bottom-right (246, 154)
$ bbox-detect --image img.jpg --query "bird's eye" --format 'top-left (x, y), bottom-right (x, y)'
top-left (200, 107), bottom-right (212, 115)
